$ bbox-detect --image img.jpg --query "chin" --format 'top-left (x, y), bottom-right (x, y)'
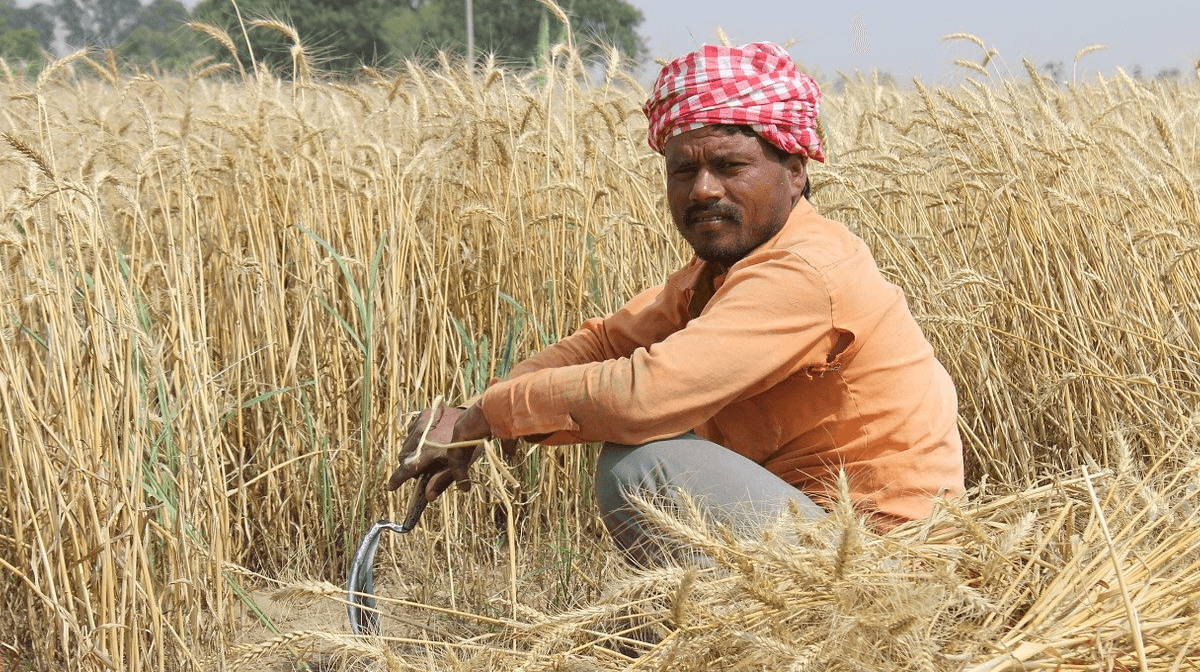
top-left (695, 248), bottom-right (746, 268)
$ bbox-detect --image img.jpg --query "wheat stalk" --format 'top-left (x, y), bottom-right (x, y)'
top-left (3, 41), bottom-right (1199, 672)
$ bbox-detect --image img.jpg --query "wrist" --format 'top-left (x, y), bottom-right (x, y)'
top-left (452, 403), bottom-right (492, 443)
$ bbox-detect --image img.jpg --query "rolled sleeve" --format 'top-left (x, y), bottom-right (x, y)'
top-left (480, 250), bottom-right (838, 444)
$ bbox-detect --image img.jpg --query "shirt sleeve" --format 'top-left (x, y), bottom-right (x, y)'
top-left (479, 249), bottom-right (840, 444)
top-left (500, 280), bottom-right (690, 382)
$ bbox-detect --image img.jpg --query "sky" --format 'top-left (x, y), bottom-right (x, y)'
top-left (629, 0), bottom-right (1200, 84)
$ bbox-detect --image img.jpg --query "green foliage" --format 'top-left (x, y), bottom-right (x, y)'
top-left (6, 0), bottom-right (645, 76)
top-left (0, 0), bottom-right (54, 59)
top-left (378, 0), bottom-right (462, 60)
top-left (114, 0), bottom-right (207, 71)
top-left (551, 0), bottom-right (646, 63)
top-left (194, 0), bottom-right (391, 73)
top-left (16, 0), bottom-right (206, 74)
top-left (117, 23), bottom-right (205, 72)
top-left (53, 0), bottom-right (143, 47)
top-left (389, 0), bottom-right (647, 67)
top-left (191, 0), bottom-right (645, 75)
top-left (134, 0), bottom-right (190, 33)
top-left (0, 26), bottom-right (40, 63)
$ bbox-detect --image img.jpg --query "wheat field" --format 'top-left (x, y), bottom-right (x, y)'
top-left (2, 31), bottom-right (1199, 672)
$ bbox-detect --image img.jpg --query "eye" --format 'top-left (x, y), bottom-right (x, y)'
top-left (711, 163), bottom-right (741, 177)
top-left (669, 165), bottom-right (697, 179)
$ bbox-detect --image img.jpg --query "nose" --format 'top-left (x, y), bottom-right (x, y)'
top-left (690, 168), bottom-right (723, 202)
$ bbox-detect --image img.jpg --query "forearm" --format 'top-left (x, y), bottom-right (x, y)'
top-left (503, 321), bottom-right (615, 380)
top-left (457, 327), bottom-right (610, 409)
top-left (474, 281), bottom-right (687, 441)
top-left (462, 327), bottom-right (631, 446)
top-left (502, 282), bottom-right (682, 383)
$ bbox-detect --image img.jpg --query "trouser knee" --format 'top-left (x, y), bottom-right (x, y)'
top-left (592, 435), bottom-right (826, 566)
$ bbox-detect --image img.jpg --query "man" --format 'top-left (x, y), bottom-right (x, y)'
top-left (387, 42), bottom-right (964, 564)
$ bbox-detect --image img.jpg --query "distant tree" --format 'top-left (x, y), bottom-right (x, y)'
top-left (191, 0), bottom-right (646, 75)
top-left (379, 0), bottom-right (460, 60)
top-left (14, 0), bottom-right (208, 74)
top-left (1041, 60), bottom-right (1064, 83)
top-left (387, 0), bottom-right (647, 67)
top-left (555, 0), bottom-right (646, 63)
top-left (1154, 67), bottom-right (1180, 81)
top-left (0, 0), bottom-right (55, 56)
top-left (135, 0), bottom-right (188, 32)
top-left (0, 25), bottom-right (41, 63)
top-left (115, 0), bottom-right (207, 70)
top-left (53, 0), bottom-right (145, 48)
top-left (193, 0), bottom-right (391, 74)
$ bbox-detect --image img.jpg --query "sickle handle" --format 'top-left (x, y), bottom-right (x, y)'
top-left (400, 471), bottom-right (433, 531)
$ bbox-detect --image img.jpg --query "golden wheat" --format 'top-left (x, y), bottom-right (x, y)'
top-left (1, 41), bottom-right (1198, 672)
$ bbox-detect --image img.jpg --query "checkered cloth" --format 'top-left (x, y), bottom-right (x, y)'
top-left (643, 42), bottom-right (824, 162)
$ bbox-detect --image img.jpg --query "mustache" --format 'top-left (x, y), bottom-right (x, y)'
top-left (684, 203), bottom-right (742, 225)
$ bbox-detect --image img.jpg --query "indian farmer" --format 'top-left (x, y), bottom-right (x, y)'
top-left (387, 41), bottom-right (965, 565)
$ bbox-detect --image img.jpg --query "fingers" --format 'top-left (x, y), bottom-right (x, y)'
top-left (389, 409), bottom-right (432, 490)
top-left (399, 408), bottom-right (436, 462)
top-left (388, 452), bottom-right (436, 490)
top-left (389, 406), bottom-right (455, 491)
top-left (386, 462), bottom-right (414, 491)
top-left (425, 469), bottom-right (457, 502)
top-left (393, 414), bottom-right (428, 486)
top-left (427, 403), bottom-right (444, 433)
top-left (447, 447), bottom-right (476, 493)
top-left (389, 403), bottom-right (481, 498)
top-left (413, 447), bottom-right (482, 502)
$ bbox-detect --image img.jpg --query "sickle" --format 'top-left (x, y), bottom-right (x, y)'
top-left (346, 470), bottom-right (433, 636)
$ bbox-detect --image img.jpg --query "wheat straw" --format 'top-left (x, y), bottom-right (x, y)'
top-left (2, 31), bottom-right (1199, 672)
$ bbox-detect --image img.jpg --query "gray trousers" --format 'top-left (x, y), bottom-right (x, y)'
top-left (594, 433), bottom-right (827, 566)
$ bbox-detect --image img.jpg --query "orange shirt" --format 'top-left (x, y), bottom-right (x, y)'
top-left (479, 199), bottom-right (965, 524)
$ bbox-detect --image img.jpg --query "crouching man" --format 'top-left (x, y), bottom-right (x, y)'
top-left (387, 42), bottom-right (964, 565)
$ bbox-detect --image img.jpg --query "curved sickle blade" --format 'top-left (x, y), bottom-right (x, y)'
top-left (347, 472), bottom-right (433, 635)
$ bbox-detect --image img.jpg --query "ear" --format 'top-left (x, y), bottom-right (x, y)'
top-left (785, 154), bottom-right (808, 202)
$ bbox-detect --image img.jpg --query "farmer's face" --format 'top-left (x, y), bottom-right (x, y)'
top-left (665, 126), bottom-right (806, 269)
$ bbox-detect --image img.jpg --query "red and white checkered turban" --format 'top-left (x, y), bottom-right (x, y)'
top-left (643, 42), bottom-right (824, 162)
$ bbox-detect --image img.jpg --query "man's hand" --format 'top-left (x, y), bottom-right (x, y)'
top-left (386, 402), bottom-right (494, 502)
top-left (445, 404), bottom-right (501, 494)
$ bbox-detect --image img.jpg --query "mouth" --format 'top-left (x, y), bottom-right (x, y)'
top-left (685, 207), bottom-right (741, 230)
top-left (688, 215), bottom-right (730, 227)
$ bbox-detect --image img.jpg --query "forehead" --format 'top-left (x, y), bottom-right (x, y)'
top-left (664, 126), bottom-right (766, 164)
